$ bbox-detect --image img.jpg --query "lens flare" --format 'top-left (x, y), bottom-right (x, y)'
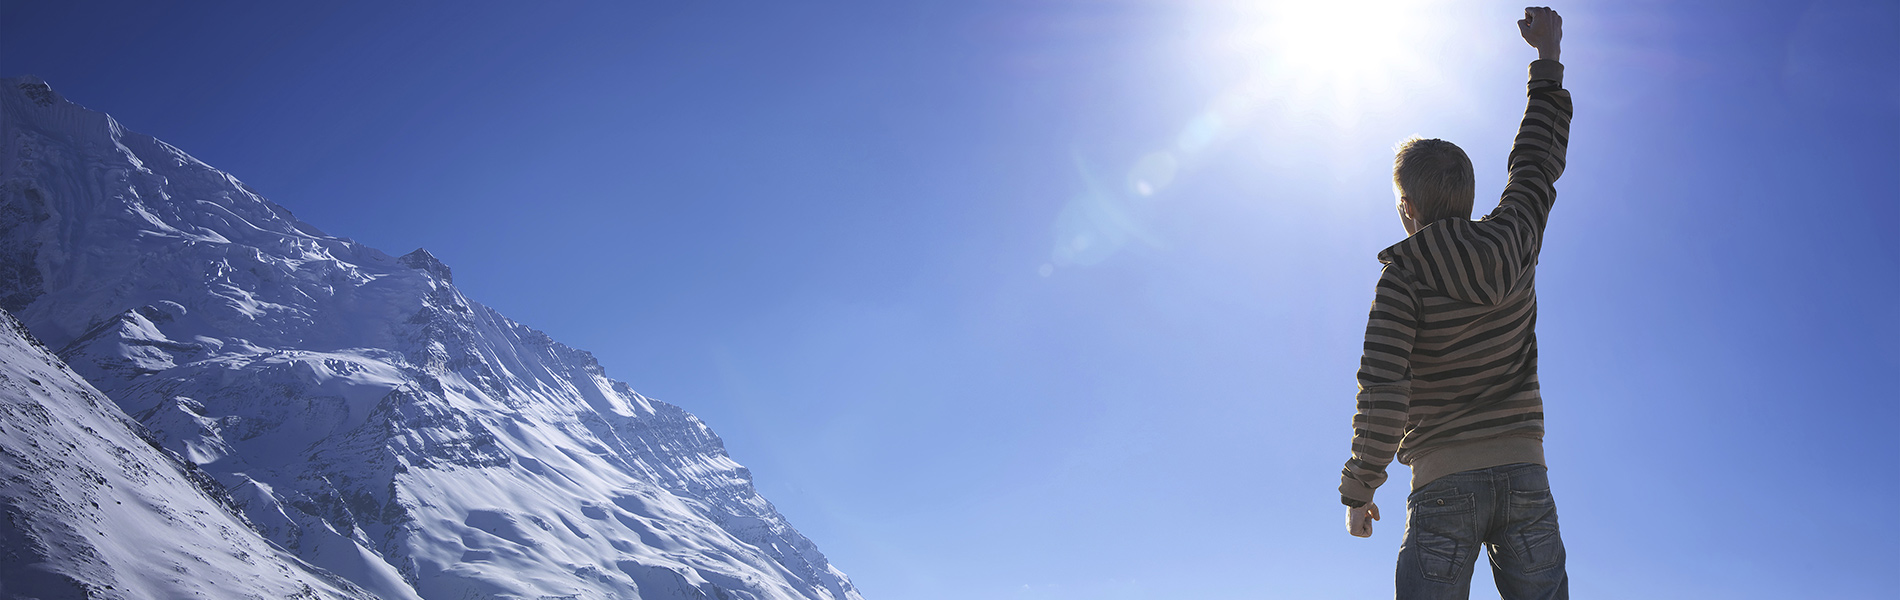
top-left (1127, 152), bottom-right (1179, 197)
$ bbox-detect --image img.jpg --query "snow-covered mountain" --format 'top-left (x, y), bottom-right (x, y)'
top-left (0, 309), bottom-right (375, 600)
top-left (0, 75), bottom-right (861, 600)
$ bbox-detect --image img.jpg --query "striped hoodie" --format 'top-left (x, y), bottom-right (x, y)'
top-left (1340, 59), bottom-right (1573, 508)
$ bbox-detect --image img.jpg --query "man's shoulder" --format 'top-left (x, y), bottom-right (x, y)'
top-left (1370, 261), bottom-right (1418, 298)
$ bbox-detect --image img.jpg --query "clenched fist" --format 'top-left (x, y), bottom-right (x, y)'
top-left (1518, 7), bottom-right (1563, 62)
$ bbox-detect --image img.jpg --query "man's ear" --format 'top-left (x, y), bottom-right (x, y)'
top-left (1397, 195), bottom-right (1419, 221)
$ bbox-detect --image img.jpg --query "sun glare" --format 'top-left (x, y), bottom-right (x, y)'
top-left (1042, 1), bottom-right (1471, 274)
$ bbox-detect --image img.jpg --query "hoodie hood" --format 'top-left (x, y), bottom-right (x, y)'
top-left (1377, 217), bottom-right (1535, 306)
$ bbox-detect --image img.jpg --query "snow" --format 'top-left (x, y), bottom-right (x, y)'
top-left (0, 76), bottom-right (860, 599)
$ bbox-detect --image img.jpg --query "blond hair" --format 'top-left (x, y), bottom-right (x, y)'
top-left (1392, 137), bottom-right (1475, 223)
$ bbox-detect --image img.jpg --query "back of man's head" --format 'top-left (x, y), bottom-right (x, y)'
top-left (1393, 137), bottom-right (1476, 223)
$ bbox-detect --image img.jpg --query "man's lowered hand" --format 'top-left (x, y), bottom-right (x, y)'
top-left (1348, 502), bottom-right (1380, 538)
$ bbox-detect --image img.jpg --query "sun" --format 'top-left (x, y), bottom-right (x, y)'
top-left (1262, 2), bottom-right (1422, 81)
top-left (1199, 0), bottom-right (1464, 125)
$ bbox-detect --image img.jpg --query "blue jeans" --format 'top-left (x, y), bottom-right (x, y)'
top-left (1396, 462), bottom-right (1567, 600)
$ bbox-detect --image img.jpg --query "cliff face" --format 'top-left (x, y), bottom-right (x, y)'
top-left (0, 76), bottom-right (859, 600)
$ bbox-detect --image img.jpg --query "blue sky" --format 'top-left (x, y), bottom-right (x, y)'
top-left (4, 1), bottom-right (1895, 598)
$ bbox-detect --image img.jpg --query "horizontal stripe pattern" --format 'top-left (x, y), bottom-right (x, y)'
top-left (1342, 60), bottom-right (1572, 507)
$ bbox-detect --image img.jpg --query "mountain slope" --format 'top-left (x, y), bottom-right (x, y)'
top-left (0, 76), bottom-right (860, 600)
top-left (0, 309), bottom-right (376, 600)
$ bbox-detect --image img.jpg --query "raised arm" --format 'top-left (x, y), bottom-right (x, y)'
top-left (1489, 7), bottom-right (1573, 234)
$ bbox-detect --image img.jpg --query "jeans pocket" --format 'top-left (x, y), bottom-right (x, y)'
top-left (1506, 489), bottom-right (1564, 573)
top-left (1409, 492), bottom-right (1477, 583)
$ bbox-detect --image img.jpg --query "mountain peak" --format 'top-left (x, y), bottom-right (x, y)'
top-left (1, 73), bottom-right (859, 599)
top-left (399, 247), bottom-right (453, 283)
top-left (6, 75), bottom-right (60, 107)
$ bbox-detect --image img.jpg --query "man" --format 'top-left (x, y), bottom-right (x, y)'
top-left (1339, 7), bottom-right (1572, 600)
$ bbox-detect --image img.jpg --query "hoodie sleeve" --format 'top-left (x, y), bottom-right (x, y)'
top-left (1340, 264), bottom-right (1420, 507)
top-left (1485, 59), bottom-right (1573, 258)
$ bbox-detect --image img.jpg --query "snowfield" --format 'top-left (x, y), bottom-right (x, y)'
top-left (0, 75), bottom-right (860, 600)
